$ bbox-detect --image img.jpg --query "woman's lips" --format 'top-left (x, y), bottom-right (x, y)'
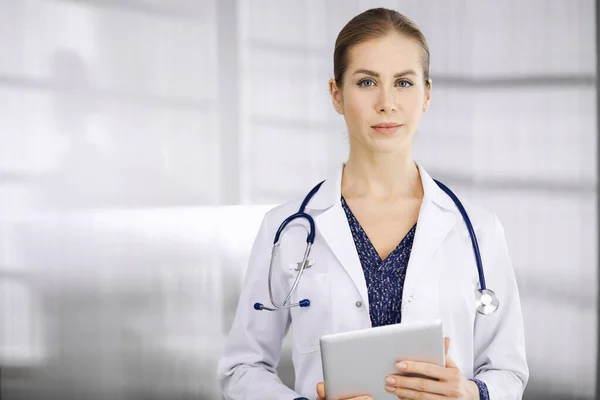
top-left (371, 123), bottom-right (402, 134)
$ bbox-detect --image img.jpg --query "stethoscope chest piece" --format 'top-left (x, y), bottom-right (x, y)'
top-left (475, 288), bottom-right (499, 315)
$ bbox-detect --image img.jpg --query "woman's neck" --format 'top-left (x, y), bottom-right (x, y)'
top-left (341, 146), bottom-right (423, 201)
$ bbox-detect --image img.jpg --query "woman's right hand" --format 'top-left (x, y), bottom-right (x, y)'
top-left (316, 382), bottom-right (372, 400)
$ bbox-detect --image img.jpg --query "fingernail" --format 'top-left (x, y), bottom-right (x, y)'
top-left (397, 362), bottom-right (407, 369)
top-left (385, 385), bottom-right (395, 392)
top-left (385, 376), bottom-right (395, 384)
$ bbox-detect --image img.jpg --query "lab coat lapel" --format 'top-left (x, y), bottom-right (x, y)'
top-left (402, 165), bottom-right (459, 304)
top-left (307, 166), bottom-right (370, 310)
top-left (402, 200), bottom-right (457, 301)
top-left (315, 203), bottom-right (370, 309)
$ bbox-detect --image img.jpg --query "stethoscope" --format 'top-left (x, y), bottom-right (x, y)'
top-left (254, 179), bottom-right (499, 316)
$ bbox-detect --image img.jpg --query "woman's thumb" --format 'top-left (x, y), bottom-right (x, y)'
top-left (316, 382), bottom-right (326, 399)
top-left (444, 337), bottom-right (458, 368)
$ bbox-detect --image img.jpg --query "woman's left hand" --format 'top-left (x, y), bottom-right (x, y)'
top-left (383, 337), bottom-right (480, 400)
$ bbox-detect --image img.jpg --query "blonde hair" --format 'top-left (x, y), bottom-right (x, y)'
top-left (333, 8), bottom-right (430, 87)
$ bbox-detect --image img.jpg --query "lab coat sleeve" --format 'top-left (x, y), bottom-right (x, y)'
top-left (217, 212), bottom-right (300, 400)
top-left (472, 213), bottom-right (529, 399)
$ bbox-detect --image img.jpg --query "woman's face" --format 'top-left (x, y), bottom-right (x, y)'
top-left (330, 33), bottom-right (431, 155)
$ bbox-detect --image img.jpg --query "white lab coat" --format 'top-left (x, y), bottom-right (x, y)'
top-left (218, 163), bottom-right (529, 400)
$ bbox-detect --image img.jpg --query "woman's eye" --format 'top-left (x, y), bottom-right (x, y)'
top-left (396, 80), bottom-right (413, 88)
top-left (358, 79), bottom-right (375, 87)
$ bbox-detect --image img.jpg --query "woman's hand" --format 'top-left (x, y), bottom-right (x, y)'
top-left (316, 382), bottom-right (372, 400)
top-left (383, 338), bottom-right (480, 400)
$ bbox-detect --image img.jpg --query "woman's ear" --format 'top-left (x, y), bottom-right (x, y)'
top-left (423, 78), bottom-right (432, 112)
top-left (329, 79), bottom-right (343, 114)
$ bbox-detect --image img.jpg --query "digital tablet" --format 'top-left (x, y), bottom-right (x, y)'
top-left (319, 319), bottom-right (445, 400)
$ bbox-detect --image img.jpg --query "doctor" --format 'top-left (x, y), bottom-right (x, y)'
top-left (218, 7), bottom-right (528, 400)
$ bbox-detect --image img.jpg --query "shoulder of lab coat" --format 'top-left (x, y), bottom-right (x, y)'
top-left (459, 198), bottom-right (530, 399)
top-left (217, 200), bottom-right (307, 400)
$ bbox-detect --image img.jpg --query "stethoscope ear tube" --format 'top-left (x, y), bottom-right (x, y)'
top-left (254, 298), bottom-right (310, 311)
top-left (256, 241), bottom-right (314, 312)
top-left (434, 180), bottom-right (498, 314)
top-left (434, 180), bottom-right (487, 291)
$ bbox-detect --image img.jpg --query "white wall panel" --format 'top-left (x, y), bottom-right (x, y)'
top-left (470, 0), bottom-right (595, 76)
top-left (472, 87), bottom-right (596, 183)
top-left (0, 1), bottom-right (596, 399)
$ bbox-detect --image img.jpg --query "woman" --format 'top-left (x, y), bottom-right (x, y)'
top-left (218, 8), bottom-right (528, 400)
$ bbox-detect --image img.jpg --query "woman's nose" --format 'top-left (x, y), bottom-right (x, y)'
top-left (376, 88), bottom-right (396, 113)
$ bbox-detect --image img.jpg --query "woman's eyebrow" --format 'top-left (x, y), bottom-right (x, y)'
top-left (352, 69), bottom-right (418, 78)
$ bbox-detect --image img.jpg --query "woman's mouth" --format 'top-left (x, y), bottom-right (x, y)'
top-left (371, 123), bottom-right (402, 135)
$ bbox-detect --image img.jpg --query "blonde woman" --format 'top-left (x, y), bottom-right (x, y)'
top-left (219, 8), bottom-right (528, 400)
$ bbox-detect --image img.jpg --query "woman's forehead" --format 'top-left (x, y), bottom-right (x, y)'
top-left (346, 34), bottom-right (423, 74)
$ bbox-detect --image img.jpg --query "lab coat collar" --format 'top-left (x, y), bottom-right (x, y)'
top-left (309, 161), bottom-right (459, 311)
top-left (307, 162), bottom-right (458, 214)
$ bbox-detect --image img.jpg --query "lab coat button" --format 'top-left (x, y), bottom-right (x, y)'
top-left (355, 301), bottom-right (363, 308)
top-left (408, 296), bottom-right (414, 303)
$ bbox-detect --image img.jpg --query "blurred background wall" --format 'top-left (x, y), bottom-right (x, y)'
top-left (0, 0), bottom-right (596, 399)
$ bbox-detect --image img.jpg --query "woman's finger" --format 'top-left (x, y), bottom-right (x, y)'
top-left (384, 385), bottom-right (447, 400)
top-left (385, 374), bottom-right (454, 396)
top-left (396, 360), bottom-right (453, 381)
top-left (445, 352), bottom-right (458, 369)
top-left (316, 382), bottom-right (326, 399)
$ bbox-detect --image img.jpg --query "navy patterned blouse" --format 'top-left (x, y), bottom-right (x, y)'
top-left (340, 196), bottom-right (490, 400)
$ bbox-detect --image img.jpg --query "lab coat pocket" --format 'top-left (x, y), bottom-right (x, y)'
top-left (289, 271), bottom-right (331, 354)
